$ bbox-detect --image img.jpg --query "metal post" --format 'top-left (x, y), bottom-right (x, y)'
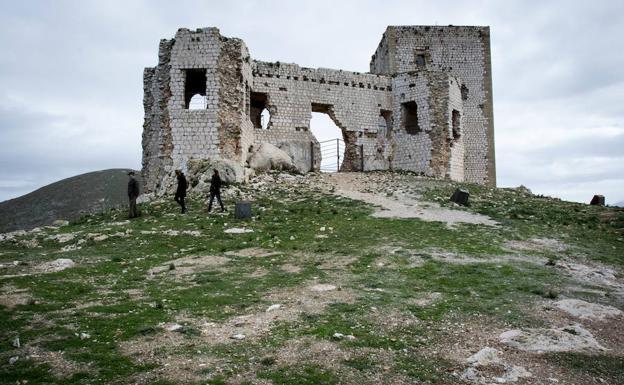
top-left (310, 141), bottom-right (314, 172)
top-left (336, 138), bottom-right (340, 172)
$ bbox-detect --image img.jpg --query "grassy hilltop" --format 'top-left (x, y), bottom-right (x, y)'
top-left (0, 172), bottom-right (623, 385)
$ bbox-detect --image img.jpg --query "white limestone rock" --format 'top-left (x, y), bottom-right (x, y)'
top-left (247, 143), bottom-right (295, 172)
top-left (37, 258), bottom-right (76, 273)
top-left (224, 227), bottom-right (254, 234)
top-left (554, 299), bottom-right (622, 320)
top-left (310, 284), bottom-right (337, 292)
top-left (466, 347), bottom-right (502, 366)
top-left (499, 324), bottom-right (607, 353)
top-left (188, 158), bottom-right (246, 193)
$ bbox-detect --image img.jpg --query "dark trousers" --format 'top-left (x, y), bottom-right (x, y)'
top-left (128, 196), bottom-right (139, 218)
top-left (175, 194), bottom-right (186, 213)
top-left (208, 190), bottom-right (224, 212)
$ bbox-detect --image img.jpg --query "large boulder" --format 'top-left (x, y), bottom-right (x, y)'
top-left (187, 158), bottom-right (246, 194)
top-left (247, 143), bottom-right (296, 172)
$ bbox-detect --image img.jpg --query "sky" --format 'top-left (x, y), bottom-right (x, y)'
top-left (0, 0), bottom-right (623, 205)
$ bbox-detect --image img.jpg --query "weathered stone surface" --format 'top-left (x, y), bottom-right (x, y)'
top-left (247, 142), bottom-right (296, 172)
top-left (141, 26), bottom-right (496, 195)
top-left (187, 158), bottom-right (246, 191)
top-left (555, 299), bottom-right (622, 320)
top-left (499, 324), bottom-right (607, 352)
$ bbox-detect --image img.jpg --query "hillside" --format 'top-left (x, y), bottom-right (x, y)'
top-left (1, 172), bottom-right (623, 385)
top-left (0, 169), bottom-right (139, 233)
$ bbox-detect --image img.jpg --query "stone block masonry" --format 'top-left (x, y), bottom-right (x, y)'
top-left (142, 25), bottom-right (495, 194)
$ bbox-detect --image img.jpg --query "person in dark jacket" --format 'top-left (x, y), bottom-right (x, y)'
top-left (174, 169), bottom-right (188, 213)
top-left (127, 171), bottom-right (140, 218)
top-left (207, 169), bottom-right (225, 212)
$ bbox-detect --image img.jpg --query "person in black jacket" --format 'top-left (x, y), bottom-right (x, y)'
top-left (207, 169), bottom-right (225, 212)
top-left (127, 171), bottom-right (140, 218)
top-left (174, 169), bottom-right (188, 213)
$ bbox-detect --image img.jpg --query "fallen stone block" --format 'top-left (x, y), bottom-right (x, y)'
top-left (590, 195), bottom-right (605, 206)
top-left (450, 188), bottom-right (469, 206)
top-left (235, 201), bottom-right (252, 219)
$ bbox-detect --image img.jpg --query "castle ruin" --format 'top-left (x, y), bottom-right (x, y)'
top-left (141, 26), bottom-right (495, 194)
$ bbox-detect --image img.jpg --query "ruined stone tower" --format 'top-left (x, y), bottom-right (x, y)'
top-left (141, 26), bottom-right (495, 194)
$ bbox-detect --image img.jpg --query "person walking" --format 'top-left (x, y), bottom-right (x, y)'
top-left (127, 171), bottom-right (140, 219)
top-left (174, 169), bottom-right (188, 213)
top-left (207, 169), bottom-right (225, 212)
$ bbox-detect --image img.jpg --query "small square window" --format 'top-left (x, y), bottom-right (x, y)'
top-left (415, 54), bottom-right (426, 67)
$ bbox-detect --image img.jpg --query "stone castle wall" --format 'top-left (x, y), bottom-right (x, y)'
top-left (251, 61), bottom-right (393, 172)
top-left (370, 26), bottom-right (495, 185)
top-left (141, 26), bottom-right (495, 194)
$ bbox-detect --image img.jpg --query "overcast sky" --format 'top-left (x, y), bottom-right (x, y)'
top-left (0, 0), bottom-right (622, 204)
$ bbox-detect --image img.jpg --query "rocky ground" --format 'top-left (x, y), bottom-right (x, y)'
top-left (1, 171), bottom-right (623, 384)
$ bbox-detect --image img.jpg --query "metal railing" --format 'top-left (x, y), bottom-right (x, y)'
top-left (318, 138), bottom-right (345, 172)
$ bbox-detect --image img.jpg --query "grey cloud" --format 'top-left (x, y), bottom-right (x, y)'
top-left (0, 0), bottom-right (623, 204)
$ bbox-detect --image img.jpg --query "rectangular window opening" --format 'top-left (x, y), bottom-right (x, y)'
top-left (452, 109), bottom-right (461, 140)
top-left (402, 101), bottom-right (420, 134)
top-left (184, 69), bottom-right (207, 109)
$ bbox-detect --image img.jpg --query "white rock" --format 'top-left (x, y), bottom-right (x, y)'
top-left (224, 228), bottom-right (254, 234)
top-left (231, 333), bottom-right (246, 340)
top-left (466, 347), bottom-right (502, 366)
top-left (12, 336), bottom-right (20, 348)
top-left (266, 304), bottom-right (281, 312)
top-left (554, 299), bottom-right (623, 320)
top-left (310, 284), bottom-right (337, 292)
top-left (47, 233), bottom-right (77, 243)
top-left (499, 324), bottom-right (607, 352)
top-left (79, 332), bottom-right (91, 340)
top-left (61, 245), bottom-right (81, 252)
top-left (247, 142), bottom-right (295, 172)
top-left (108, 220), bottom-right (130, 226)
top-left (38, 258), bottom-right (75, 273)
top-left (161, 322), bottom-right (183, 332)
top-left (332, 332), bottom-right (344, 339)
top-left (9, 356), bottom-right (19, 365)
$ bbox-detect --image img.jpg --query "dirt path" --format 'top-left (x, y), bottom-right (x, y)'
top-left (319, 173), bottom-right (497, 227)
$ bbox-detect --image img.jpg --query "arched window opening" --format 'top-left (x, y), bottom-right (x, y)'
top-left (188, 94), bottom-right (207, 110)
top-left (379, 109), bottom-right (393, 139)
top-left (260, 108), bottom-right (271, 130)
